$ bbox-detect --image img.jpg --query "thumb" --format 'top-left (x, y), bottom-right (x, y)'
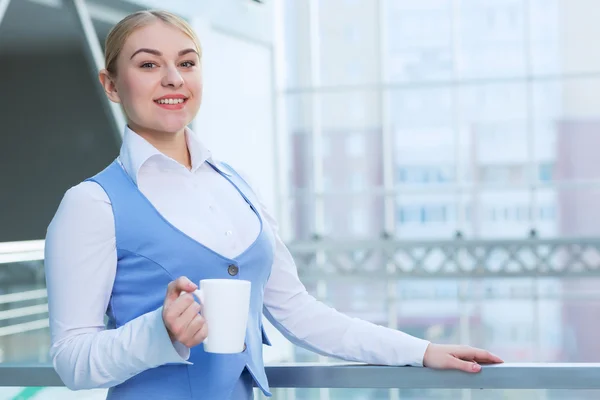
top-left (165, 276), bottom-right (197, 303)
top-left (449, 356), bottom-right (481, 373)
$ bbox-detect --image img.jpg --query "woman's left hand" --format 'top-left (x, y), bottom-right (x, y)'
top-left (423, 344), bottom-right (504, 373)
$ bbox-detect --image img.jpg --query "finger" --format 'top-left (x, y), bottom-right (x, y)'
top-left (177, 300), bottom-right (202, 330)
top-left (459, 347), bottom-right (504, 364)
top-left (165, 277), bottom-right (197, 303)
top-left (448, 356), bottom-right (481, 373)
top-left (191, 320), bottom-right (209, 344)
top-left (475, 348), bottom-right (503, 363)
top-left (181, 315), bottom-right (207, 345)
top-left (165, 293), bottom-right (196, 321)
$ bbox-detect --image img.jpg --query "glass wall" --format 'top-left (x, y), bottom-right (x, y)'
top-left (283, 0), bottom-right (600, 242)
top-left (279, 1), bottom-right (600, 398)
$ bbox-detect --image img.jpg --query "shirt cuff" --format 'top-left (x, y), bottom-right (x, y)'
top-left (381, 328), bottom-right (430, 367)
top-left (397, 334), bottom-right (430, 367)
top-left (145, 307), bottom-right (192, 366)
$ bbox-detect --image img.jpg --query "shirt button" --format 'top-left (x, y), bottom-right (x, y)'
top-left (228, 265), bottom-right (239, 276)
top-left (225, 230), bottom-right (233, 237)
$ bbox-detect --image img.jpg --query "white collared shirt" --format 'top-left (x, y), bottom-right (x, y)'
top-left (45, 126), bottom-right (429, 390)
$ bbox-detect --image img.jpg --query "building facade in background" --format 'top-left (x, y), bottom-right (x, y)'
top-left (282, 0), bottom-right (600, 365)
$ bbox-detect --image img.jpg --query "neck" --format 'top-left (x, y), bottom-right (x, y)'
top-left (128, 124), bottom-right (192, 170)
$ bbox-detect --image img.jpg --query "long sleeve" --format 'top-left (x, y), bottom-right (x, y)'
top-left (45, 182), bottom-right (190, 390)
top-left (259, 201), bottom-right (430, 366)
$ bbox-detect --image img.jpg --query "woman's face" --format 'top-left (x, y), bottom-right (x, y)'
top-left (101, 21), bottom-right (202, 136)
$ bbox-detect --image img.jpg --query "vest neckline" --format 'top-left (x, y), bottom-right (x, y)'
top-left (112, 160), bottom-right (265, 264)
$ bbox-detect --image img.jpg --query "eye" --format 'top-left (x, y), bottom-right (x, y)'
top-left (180, 61), bottom-right (196, 68)
top-left (140, 62), bottom-right (157, 69)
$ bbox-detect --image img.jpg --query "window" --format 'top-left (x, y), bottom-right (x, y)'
top-left (487, 205), bottom-right (534, 222)
top-left (479, 164), bottom-right (526, 185)
top-left (351, 208), bottom-right (368, 235)
top-left (423, 205), bottom-right (448, 223)
top-left (398, 166), bottom-right (454, 184)
top-left (323, 218), bottom-right (334, 235)
top-left (539, 205), bottom-right (556, 221)
top-left (346, 134), bottom-right (365, 157)
top-left (344, 26), bottom-right (359, 43)
top-left (516, 206), bottom-right (530, 221)
top-left (349, 172), bottom-right (365, 191)
top-left (398, 206), bottom-right (421, 223)
top-left (321, 135), bottom-right (331, 157)
top-left (398, 205), bottom-right (451, 224)
top-left (400, 167), bottom-right (427, 183)
top-left (538, 162), bottom-right (554, 182)
top-left (490, 207), bottom-right (498, 222)
top-left (352, 285), bottom-right (368, 310)
top-left (480, 166), bottom-right (509, 184)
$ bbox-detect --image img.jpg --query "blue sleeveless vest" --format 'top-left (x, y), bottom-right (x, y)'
top-left (86, 160), bottom-right (274, 399)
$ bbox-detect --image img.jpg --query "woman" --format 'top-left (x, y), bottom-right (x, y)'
top-left (44, 10), bottom-right (503, 400)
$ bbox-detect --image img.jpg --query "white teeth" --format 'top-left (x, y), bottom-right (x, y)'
top-left (156, 98), bottom-right (185, 104)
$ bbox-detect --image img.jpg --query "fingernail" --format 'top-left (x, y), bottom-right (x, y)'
top-left (472, 364), bottom-right (481, 372)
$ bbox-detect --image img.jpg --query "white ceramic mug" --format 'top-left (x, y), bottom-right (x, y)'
top-left (192, 279), bottom-right (251, 354)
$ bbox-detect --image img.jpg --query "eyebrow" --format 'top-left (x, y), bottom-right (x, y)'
top-left (130, 48), bottom-right (199, 59)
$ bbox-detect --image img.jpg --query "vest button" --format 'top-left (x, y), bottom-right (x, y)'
top-left (228, 264), bottom-right (239, 276)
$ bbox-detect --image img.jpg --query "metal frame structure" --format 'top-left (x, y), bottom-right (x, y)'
top-left (0, 0), bottom-right (129, 141)
top-left (5, 237), bottom-right (600, 275)
top-left (288, 237), bottom-right (600, 279)
top-left (65, 0), bottom-right (127, 141)
top-left (0, 0), bottom-right (10, 26)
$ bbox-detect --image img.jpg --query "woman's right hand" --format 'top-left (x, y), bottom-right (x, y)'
top-left (162, 277), bottom-right (208, 348)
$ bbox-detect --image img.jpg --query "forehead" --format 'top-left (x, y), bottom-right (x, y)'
top-left (123, 21), bottom-right (197, 55)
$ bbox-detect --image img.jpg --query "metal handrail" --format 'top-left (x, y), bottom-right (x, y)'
top-left (0, 240), bottom-right (44, 264)
top-left (0, 363), bottom-right (599, 389)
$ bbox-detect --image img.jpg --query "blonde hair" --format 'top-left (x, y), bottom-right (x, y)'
top-left (104, 10), bottom-right (202, 76)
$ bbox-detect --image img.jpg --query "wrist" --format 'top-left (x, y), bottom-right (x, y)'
top-left (162, 312), bottom-right (176, 342)
top-left (422, 343), bottom-right (435, 367)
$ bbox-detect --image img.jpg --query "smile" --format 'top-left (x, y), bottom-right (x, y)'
top-left (155, 98), bottom-right (186, 105)
top-left (153, 97), bottom-right (188, 109)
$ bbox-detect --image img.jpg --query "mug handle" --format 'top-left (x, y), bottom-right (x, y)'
top-left (191, 289), bottom-right (208, 346)
top-left (179, 289), bottom-right (204, 304)
top-left (192, 289), bottom-right (204, 305)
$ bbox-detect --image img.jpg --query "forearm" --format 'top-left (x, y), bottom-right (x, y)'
top-left (50, 308), bottom-right (190, 390)
top-left (265, 294), bottom-right (429, 366)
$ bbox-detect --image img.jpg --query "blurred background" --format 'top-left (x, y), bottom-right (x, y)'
top-left (1, 0), bottom-right (600, 399)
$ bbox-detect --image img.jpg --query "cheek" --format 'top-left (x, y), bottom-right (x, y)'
top-left (120, 71), bottom-right (154, 107)
top-left (192, 83), bottom-right (203, 104)
top-left (187, 72), bottom-right (203, 99)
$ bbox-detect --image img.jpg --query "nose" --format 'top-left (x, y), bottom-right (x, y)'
top-left (161, 64), bottom-right (184, 88)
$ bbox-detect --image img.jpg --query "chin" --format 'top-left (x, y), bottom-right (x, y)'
top-left (153, 118), bottom-right (192, 134)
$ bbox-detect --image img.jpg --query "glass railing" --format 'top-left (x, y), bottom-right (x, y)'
top-left (1, 238), bottom-right (600, 399)
top-left (0, 240), bottom-right (48, 368)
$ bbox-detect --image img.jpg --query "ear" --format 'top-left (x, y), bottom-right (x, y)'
top-left (98, 69), bottom-right (121, 104)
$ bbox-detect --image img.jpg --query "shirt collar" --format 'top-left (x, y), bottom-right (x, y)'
top-left (119, 125), bottom-right (214, 185)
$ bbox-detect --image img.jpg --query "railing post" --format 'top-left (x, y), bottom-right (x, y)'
top-left (458, 280), bottom-right (472, 400)
top-left (315, 279), bottom-right (330, 400)
top-left (386, 262), bottom-right (400, 400)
